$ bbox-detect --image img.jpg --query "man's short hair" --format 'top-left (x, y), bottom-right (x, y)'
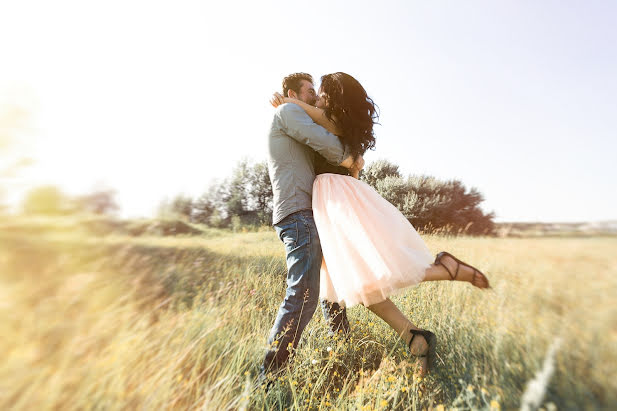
top-left (282, 73), bottom-right (313, 97)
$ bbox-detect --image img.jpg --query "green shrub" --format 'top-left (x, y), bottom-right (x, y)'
top-left (365, 161), bottom-right (494, 235)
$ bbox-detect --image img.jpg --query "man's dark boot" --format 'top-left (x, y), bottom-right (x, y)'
top-left (321, 300), bottom-right (351, 338)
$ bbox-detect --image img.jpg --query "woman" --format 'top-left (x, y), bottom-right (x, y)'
top-left (270, 72), bottom-right (490, 376)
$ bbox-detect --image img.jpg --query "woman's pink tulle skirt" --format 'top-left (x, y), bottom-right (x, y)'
top-left (313, 173), bottom-right (433, 307)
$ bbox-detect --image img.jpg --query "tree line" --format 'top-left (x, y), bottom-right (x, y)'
top-left (162, 159), bottom-right (495, 235)
top-left (10, 158), bottom-right (495, 235)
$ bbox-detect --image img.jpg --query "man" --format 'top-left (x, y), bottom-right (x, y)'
top-left (261, 73), bottom-right (351, 379)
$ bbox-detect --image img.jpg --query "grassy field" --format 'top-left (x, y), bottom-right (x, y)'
top-left (1, 216), bottom-right (616, 410)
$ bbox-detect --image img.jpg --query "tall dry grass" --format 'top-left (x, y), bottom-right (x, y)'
top-left (1, 216), bottom-right (615, 410)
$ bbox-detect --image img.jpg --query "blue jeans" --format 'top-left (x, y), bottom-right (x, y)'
top-left (263, 210), bottom-right (349, 373)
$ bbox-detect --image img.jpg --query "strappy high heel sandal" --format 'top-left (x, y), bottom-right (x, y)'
top-left (408, 328), bottom-right (436, 374)
top-left (435, 251), bottom-right (491, 289)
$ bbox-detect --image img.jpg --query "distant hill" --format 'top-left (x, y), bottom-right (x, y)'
top-left (495, 221), bottom-right (617, 237)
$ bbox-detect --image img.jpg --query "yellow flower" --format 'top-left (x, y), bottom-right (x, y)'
top-left (401, 387), bottom-right (407, 392)
top-left (467, 384), bottom-right (474, 392)
top-left (490, 400), bottom-right (501, 410)
top-left (387, 376), bottom-right (396, 382)
top-left (380, 399), bottom-right (388, 407)
top-left (434, 405), bottom-right (445, 411)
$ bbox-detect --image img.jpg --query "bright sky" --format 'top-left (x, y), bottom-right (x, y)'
top-left (1, 0), bottom-right (615, 222)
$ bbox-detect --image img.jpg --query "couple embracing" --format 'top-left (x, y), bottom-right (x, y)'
top-left (261, 72), bottom-right (490, 384)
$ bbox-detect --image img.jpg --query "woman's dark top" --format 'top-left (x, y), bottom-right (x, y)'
top-left (314, 152), bottom-right (350, 176)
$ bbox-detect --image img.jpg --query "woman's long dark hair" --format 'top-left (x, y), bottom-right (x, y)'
top-left (320, 72), bottom-right (379, 159)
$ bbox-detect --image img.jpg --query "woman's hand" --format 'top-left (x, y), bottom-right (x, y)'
top-left (349, 155), bottom-right (365, 179)
top-left (353, 155), bottom-right (365, 172)
top-left (270, 92), bottom-right (289, 108)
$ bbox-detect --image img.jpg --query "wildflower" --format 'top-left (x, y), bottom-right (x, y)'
top-left (387, 376), bottom-right (396, 382)
top-left (481, 388), bottom-right (489, 395)
top-left (434, 405), bottom-right (445, 411)
top-left (380, 399), bottom-right (388, 407)
top-left (401, 387), bottom-right (407, 392)
top-left (467, 384), bottom-right (474, 392)
top-left (327, 346), bottom-right (332, 352)
top-left (311, 359), bottom-right (318, 365)
top-left (490, 400), bottom-right (501, 410)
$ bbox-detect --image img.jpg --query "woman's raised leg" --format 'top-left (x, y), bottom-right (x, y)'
top-left (422, 253), bottom-right (490, 289)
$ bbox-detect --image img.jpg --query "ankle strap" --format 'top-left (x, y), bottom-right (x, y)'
top-left (408, 329), bottom-right (431, 350)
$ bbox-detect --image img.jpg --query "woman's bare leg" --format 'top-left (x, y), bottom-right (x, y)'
top-left (422, 264), bottom-right (453, 281)
top-left (422, 254), bottom-right (489, 288)
top-left (366, 298), bottom-right (429, 375)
